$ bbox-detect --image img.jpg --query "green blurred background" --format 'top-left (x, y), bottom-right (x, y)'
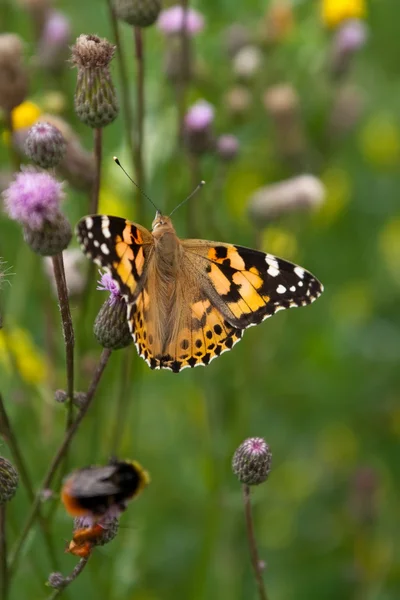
top-left (1, 0), bottom-right (400, 599)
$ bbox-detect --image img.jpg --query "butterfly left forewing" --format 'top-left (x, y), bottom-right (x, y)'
top-left (76, 215), bottom-right (154, 300)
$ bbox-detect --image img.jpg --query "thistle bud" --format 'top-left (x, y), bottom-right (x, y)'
top-left (0, 34), bottom-right (28, 111)
top-left (94, 273), bottom-right (132, 350)
top-left (113, 0), bottom-right (162, 27)
top-left (25, 121), bottom-right (67, 168)
top-left (47, 572), bottom-right (65, 590)
top-left (71, 35), bottom-right (119, 128)
top-left (73, 515), bottom-right (119, 547)
top-left (232, 438), bottom-right (272, 486)
top-left (0, 457), bottom-right (19, 504)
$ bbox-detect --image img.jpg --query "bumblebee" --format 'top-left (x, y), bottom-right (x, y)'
top-left (61, 459), bottom-right (150, 519)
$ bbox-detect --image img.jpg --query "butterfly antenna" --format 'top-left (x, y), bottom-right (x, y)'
top-left (169, 180), bottom-right (206, 217)
top-left (113, 157), bottom-right (159, 213)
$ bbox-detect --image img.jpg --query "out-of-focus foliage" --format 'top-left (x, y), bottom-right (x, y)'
top-left (0, 0), bottom-right (399, 599)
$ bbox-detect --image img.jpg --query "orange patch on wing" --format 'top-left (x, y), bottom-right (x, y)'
top-left (135, 246), bottom-right (145, 276)
top-left (232, 272), bottom-right (267, 311)
top-left (207, 247), bottom-right (246, 270)
top-left (209, 264), bottom-right (231, 295)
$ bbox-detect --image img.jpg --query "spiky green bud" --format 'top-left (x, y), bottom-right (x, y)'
top-left (232, 437), bottom-right (272, 486)
top-left (0, 457), bottom-right (19, 504)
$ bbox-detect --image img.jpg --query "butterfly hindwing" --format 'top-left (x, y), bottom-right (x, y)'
top-left (129, 290), bottom-right (243, 372)
top-left (76, 215), bottom-right (153, 299)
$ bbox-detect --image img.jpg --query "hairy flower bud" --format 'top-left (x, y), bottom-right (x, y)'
top-left (25, 121), bottom-right (67, 168)
top-left (232, 438), bottom-right (272, 486)
top-left (94, 273), bottom-right (132, 349)
top-left (71, 35), bottom-right (118, 128)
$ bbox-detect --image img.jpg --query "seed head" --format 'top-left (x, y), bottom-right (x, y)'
top-left (113, 0), bottom-right (162, 27)
top-left (25, 121), bottom-right (67, 168)
top-left (71, 35), bottom-right (118, 128)
top-left (232, 437), bottom-right (272, 486)
top-left (0, 457), bottom-right (19, 504)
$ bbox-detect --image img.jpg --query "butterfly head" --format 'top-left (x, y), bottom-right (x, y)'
top-left (151, 211), bottom-right (176, 239)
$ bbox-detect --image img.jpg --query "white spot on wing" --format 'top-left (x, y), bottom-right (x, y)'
top-left (102, 216), bottom-right (111, 238)
top-left (267, 266), bottom-right (280, 277)
top-left (100, 243), bottom-right (110, 255)
top-left (266, 255), bottom-right (279, 271)
top-left (290, 285), bottom-right (296, 292)
top-left (294, 266), bottom-right (305, 279)
top-left (86, 217), bottom-right (93, 230)
top-left (276, 284), bottom-right (286, 294)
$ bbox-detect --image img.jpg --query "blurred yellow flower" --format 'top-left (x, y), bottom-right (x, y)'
top-left (261, 226), bottom-right (298, 260)
top-left (11, 100), bottom-right (41, 131)
top-left (2, 100), bottom-right (41, 145)
top-left (0, 327), bottom-right (47, 386)
top-left (359, 113), bottom-right (400, 168)
top-left (322, 0), bottom-right (367, 29)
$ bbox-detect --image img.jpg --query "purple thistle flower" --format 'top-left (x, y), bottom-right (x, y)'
top-left (42, 11), bottom-right (71, 46)
top-left (2, 167), bottom-right (64, 230)
top-left (97, 272), bottom-right (120, 305)
top-left (157, 5), bottom-right (205, 36)
top-left (335, 19), bottom-right (368, 55)
top-left (184, 100), bottom-right (214, 132)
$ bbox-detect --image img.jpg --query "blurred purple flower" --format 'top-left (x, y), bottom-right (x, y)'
top-left (2, 167), bottom-right (64, 230)
top-left (97, 271), bottom-right (120, 305)
top-left (184, 100), bottom-right (214, 132)
top-left (42, 11), bottom-right (71, 46)
top-left (335, 19), bottom-right (368, 54)
top-left (37, 11), bottom-right (71, 70)
top-left (157, 5), bottom-right (204, 36)
top-left (216, 134), bottom-right (240, 161)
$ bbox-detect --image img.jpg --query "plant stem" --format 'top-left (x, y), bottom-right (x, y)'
top-left (52, 254), bottom-right (75, 429)
top-left (0, 394), bottom-right (59, 572)
top-left (106, 0), bottom-right (137, 206)
top-left (0, 505), bottom-right (7, 600)
top-left (176, 0), bottom-right (191, 143)
top-left (4, 110), bottom-right (20, 172)
top-left (110, 347), bottom-right (134, 455)
top-left (8, 348), bottom-right (113, 576)
top-left (242, 484), bottom-right (268, 600)
top-left (187, 152), bottom-right (201, 237)
top-left (90, 127), bottom-right (103, 214)
top-left (47, 557), bottom-right (89, 599)
top-left (133, 26), bottom-right (145, 217)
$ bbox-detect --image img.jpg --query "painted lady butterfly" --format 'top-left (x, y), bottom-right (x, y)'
top-left (76, 212), bottom-right (323, 372)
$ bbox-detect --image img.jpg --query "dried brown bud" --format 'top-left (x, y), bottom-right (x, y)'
top-left (0, 34), bottom-right (29, 111)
